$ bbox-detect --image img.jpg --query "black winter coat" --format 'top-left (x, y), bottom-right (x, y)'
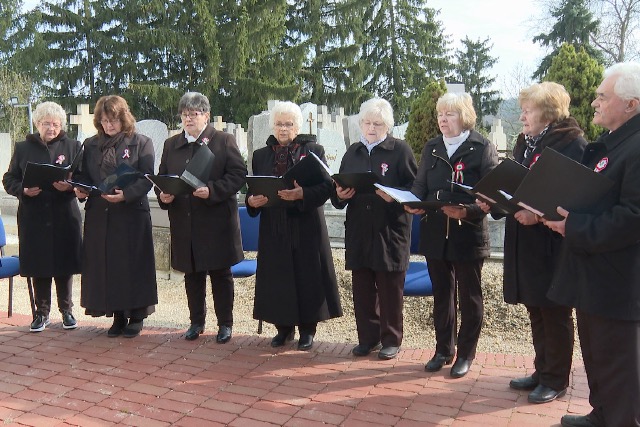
top-left (411, 130), bottom-right (498, 261)
top-left (157, 125), bottom-right (246, 273)
top-left (2, 132), bottom-right (82, 277)
top-left (331, 136), bottom-right (417, 272)
top-left (503, 118), bottom-right (587, 306)
top-left (249, 135), bottom-right (342, 326)
top-left (548, 114), bottom-right (640, 321)
top-left (75, 132), bottom-right (157, 316)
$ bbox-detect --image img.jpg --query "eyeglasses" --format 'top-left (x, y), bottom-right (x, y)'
top-left (275, 122), bottom-right (295, 129)
top-left (39, 121), bottom-right (61, 129)
top-left (100, 118), bottom-right (120, 126)
top-left (180, 111), bottom-right (205, 120)
top-left (362, 121), bottom-right (386, 129)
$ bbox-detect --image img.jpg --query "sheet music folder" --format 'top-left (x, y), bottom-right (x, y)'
top-left (146, 145), bottom-right (215, 195)
top-left (452, 158), bottom-right (528, 215)
top-left (246, 151), bottom-right (332, 207)
top-left (22, 145), bottom-right (84, 189)
top-left (507, 148), bottom-right (614, 221)
top-left (68, 162), bottom-right (139, 196)
top-left (331, 172), bottom-right (379, 192)
top-left (374, 183), bottom-right (463, 210)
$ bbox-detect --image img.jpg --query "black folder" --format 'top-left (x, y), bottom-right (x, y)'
top-left (146, 145), bottom-right (215, 195)
top-left (332, 172), bottom-right (379, 192)
top-left (283, 151), bottom-right (332, 187)
top-left (452, 158), bottom-right (529, 215)
top-left (22, 145), bottom-right (84, 189)
top-left (69, 163), bottom-right (140, 196)
top-left (245, 176), bottom-right (292, 208)
top-left (506, 148), bottom-right (614, 221)
top-left (374, 183), bottom-right (463, 210)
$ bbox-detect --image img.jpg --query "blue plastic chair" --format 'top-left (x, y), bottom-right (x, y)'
top-left (404, 214), bottom-right (433, 296)
top-left (230, 206), bottom-right (260, 277)
top-left (0, 216), bottom-right (35, 318)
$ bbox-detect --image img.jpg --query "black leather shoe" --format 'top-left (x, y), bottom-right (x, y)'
top-left (216, 326), bottom-right (232, 344)
top-left (424, 353), bottom-right (453, 372)
top-left (122, 320), bottom-right (144, 338)
top-left (528, 384), bottom-right (566, 404)
top-left (352, 342), bottom-right (382, 356)
top-left (509, 375), bottom-right (538, 391)
top-left (561, 414), bottom-right (598, 427)
top-left (107, 315), bottom-right (127, 337)
top-left (185, 324), bottom-right (205, 341)
top-left (271, 329), bottom-right (295, 347)
top-left (297, 333), bottom-right (314, 351)
top-left (450, 357), bottom-right (472, 378)
top-left (378, 346), bottom-right (399, 360)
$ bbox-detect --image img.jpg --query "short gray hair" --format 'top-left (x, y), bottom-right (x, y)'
top-left (178, 92), bottom-right (211, 113)
top-left (269, 101), bottom-right (303, 130)
top-left (605, 62), bottom-right (640, 113)
top-left (358, 98), bottom-right (394, 130)
top-left (32, 101), bottom-right (67, 128)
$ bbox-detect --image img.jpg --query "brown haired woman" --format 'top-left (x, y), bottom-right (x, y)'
top-left (73, 95), bottom-right (158, 338)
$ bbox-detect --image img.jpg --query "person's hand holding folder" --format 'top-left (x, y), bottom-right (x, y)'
top-left (541, 206), bottom-right (569, 237)
top-left (159, 192), bottom-right (175, 204)
top-left (335, 184), bottom-right (356, 201)
top-left (277, 180), bottom-right (303, 201)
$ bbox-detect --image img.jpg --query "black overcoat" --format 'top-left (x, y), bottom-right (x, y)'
top-left (503, 118), bottom-right (587, 306)
top-left (331, 136), bottom-right (417, 272)
top-left (248, 135), bottom-right (342, 326)
top-left (75, 132), bottom-right (158, 316)
top-left (548, 114), bottom-right (640, 321)
top-left (2, 132), bottom-right (82, 277)
top-left (411, 130), bottom-right (498, 261)
top-left (157, 125), bottom-right (245, 273)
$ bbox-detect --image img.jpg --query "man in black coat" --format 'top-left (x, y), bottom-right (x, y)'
top-left (545, 62), bottom-right (640, 427)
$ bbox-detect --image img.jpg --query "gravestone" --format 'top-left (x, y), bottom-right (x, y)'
top-left (0, 133), bottom-right (11, 178)
top-left (247, 111), bottom-right (271, 174)
top-left (489, 118), bottom-right (508, 155)
top-left (317, 128), bottom-right (346, 174)
top-left (299, 102), bottom-right (318, 135)
top-left (391, 122), bottom-right (408, 140)
top-left (70, 104), bottom-right (97, 141)
top-left (135, 119), bottom-right (169, 174)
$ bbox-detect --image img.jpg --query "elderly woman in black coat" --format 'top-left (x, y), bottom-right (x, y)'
top-left (247, 101), bottom-right (342, 351)
top-left (3, 101), bottom-right (82, 332)
top-left (157, 92), bottom-right (246, 344)
top-left (332, 98), bottom-right (417, 360)
top-left (407, 92), bottom-right (498, 378)
top-left (73, 95), bottom-right (157, 338)
top-left (479, 82), bottom-right (586, 404)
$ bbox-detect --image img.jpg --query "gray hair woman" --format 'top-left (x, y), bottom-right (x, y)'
top-left (157, 91), bottom-right (246, 344)
top-left (331, 98), bottom-right (417, 360)
top-left (2, 101), bottom-right (83, 332)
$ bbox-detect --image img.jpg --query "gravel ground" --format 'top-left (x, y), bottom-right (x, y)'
top-left (5, 249), bottom-right (581, 357)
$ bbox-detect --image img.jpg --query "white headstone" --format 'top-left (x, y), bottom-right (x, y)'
top-left (345, 114), bottom-right (361, 146)
top-left (70, 104), bottom-right (97, 141)
top-left (0, 133), bottom-right (12, 180)
top-left (391, 122), bottom-right (408, 140)
top-left (317, 128), bottom-right (347, 174)
top-left (247, 111), bottom-right (271, 174)
top-left (135, 120), bottom-right (169, 174)
top-left (299, 102), bottom-right (318, 135)
top-left (489, 118), bottom-right (508, 153)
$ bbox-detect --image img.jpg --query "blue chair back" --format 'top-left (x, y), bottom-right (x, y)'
top-left (238, 206), bottom-right (260, 251)
top-left (404, 214), bottom-right (433, 296)
top-left (409, 213), bottom-right (421, 254)
top-left (0, 216), bottom-right (7, 248)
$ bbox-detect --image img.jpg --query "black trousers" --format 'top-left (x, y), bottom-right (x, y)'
top-left (427, 258), bottom-right (484, 359)
top-left (577, 310), bottom-right (640, 427)
top-left (184, 268), bottom-right (234, 328)
top-left (352, 268), bottom-right (405, 347)
top-left (33, 275), bottom-right (73, 317)
top-left (526, 304), bottom-right (574, 391)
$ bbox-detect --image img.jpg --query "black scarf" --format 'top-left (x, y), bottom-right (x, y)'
top-left (99, 133), bottom-right (126, 180)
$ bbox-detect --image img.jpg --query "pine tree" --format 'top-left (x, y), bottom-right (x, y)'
top-left (544, 43), bottom-right (603, 141)
top-left (533, 0), bottom-right (601, 79)
top-left (361, 0), bottom-right (452, 123)
top-left (405, 79), bottom-right (447, 161)
top-left (0, 0), bottom-right (22, 63)
top-left (454, 37), bottom-right (501, 128)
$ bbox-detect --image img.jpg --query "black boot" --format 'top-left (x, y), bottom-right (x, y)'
top-left (107, 312), bottom-right (127, 337)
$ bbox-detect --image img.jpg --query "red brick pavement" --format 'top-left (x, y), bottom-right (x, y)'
top-left (0, 312), bottom-right (589, 426)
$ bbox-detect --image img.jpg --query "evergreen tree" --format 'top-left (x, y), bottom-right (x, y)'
top-left (405, 79), bottom-right (447, 161)
top-left (454, 37), bottom-right (501, 128)
top-left (0, 66), bottom-right (32, 141)
top-left (544, 43), bottom-right (603, 141)
top-left (0, 0), bottom-right (22, 63)
top-left (287, 0), bottom-right (368, 114)
top-left (533, 0), bottom-right (601, 79)
top-left (361, 0), bottom-right (452, 123)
